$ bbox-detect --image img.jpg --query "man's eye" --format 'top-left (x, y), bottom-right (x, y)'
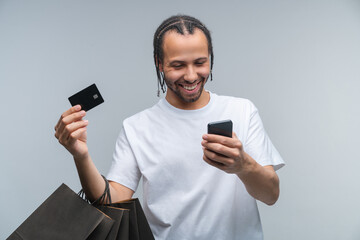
top-left (173, 65), bottom-right (183, 68)
top-left (195, 62), bottom-right (205, 66)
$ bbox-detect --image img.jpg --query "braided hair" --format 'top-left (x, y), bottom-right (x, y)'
top-left (153, 15), bottom-right (214, 96)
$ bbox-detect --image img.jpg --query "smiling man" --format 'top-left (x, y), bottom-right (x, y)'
top-left (160, 28), bottom-right (210, 108)
top-left (55, 15), bottom-right (285, 240)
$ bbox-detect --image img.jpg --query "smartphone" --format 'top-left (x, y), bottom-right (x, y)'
top-left (68, 84), bottom-right (104, 111)
top-left (207, 120), bottom-right (233, 138)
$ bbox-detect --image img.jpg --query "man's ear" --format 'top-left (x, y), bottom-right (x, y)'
top-left (156, 57), bottom-right (163, 72)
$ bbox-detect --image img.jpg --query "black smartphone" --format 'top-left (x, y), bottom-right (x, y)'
top-left (68, 84), bottom-right (104, 111)
top-left (207, 120), bottom-right (233, 138)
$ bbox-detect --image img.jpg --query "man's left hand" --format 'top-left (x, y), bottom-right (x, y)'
top-left (201, 132), bottom-right (254, 174)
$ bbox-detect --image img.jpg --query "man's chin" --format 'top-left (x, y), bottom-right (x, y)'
top-left (177, 87), bottom-right (203, 103)
top-left (182, 96), bottom-right (200, 103)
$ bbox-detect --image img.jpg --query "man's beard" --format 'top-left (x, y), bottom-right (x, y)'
top-left (163, 75), bottom-right (207, 103)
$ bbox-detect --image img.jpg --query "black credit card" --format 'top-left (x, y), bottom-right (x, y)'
top-left (208, 120), bottom-right (233, 138)
top-left (68, 84), bottom-right (104, 111)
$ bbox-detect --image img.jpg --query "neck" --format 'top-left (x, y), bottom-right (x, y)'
top-left (165, 90), bottom-right (210, 110)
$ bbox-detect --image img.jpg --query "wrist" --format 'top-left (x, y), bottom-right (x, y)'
top-left (236, 152), bottom-right (257, 177)
top-left (73, 152), bottom-right (90, 165)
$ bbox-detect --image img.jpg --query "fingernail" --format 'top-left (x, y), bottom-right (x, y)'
top-left (74, 105), bottom-right (81, 111)
top-left (84, 120), bottom-right (88, 124)
top-left (80, 110), bottom-right (86, 116)
top-left (203, 134), bottom-right (208, 140)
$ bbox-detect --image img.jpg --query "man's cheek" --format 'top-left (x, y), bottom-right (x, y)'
top-left (199, 70), bottom-right (210, 79)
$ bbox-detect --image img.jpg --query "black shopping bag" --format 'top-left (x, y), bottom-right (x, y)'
top-left (80, 176), bottom-right (155, 240)
top-left (107, 199), bottom-right (154, 240)
top-left (97, 205), bottom-right (130, 240)
top-left (7, 184), bottom-right (114, 240)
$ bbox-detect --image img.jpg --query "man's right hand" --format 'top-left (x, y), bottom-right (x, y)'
top-left (54, 105), bottom-right (134, 202)
top-left (54, 105), bottom-right (89, 160)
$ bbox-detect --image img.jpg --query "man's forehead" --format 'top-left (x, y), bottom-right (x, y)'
top-left (162, 29), bottom-right (208, 56)
top-left (163, 28), bottom-right (206, 42)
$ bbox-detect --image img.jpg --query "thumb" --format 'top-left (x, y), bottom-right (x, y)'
top-left (232, 132), bottom-right (238, 139)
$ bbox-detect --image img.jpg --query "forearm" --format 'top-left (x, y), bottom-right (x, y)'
top-left (74, 154), bottom-right (133, 203)
top-left (237, 153), bottom-right (280, 205)
top-left (74, 154), bottom-right (108, 202)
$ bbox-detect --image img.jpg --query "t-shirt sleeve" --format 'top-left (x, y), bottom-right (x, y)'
top-left (244, 102), bottom-right (285, 171)
top-left (106, 126), bottom-right (141, 192)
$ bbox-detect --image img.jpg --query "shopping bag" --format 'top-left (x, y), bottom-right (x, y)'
top-left (80, 176), bottom-right (155, 240)
top-left (7, 184), bottom-right (114, 240)
top-left (107, 199), bottom-right (154, 240)
top-left (97, 205), bottom-right (130, 240)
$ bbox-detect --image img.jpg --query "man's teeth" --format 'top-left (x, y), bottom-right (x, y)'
top-left (183, 84), bottom-right (197, 90)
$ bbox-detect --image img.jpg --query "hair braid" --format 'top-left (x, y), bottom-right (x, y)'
top-left (153, 15), bottom-right (214, 96)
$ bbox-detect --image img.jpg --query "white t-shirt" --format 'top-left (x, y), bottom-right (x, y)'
top-left (107, 92), bottom-right (284, 240)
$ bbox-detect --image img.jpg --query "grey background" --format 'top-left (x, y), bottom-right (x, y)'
top-left (1, 0), bottom-right (359, 239)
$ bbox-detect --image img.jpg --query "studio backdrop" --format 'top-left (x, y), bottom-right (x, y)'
top-left (1, 0), bottom-right (359, 239)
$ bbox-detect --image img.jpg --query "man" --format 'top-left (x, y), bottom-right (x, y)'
top-left (55, 15), bottom-right (284, 240)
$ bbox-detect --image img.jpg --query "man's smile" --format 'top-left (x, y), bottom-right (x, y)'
top-left (182, 83), bottom-right (197, 91)
top-left (177, 79), bottom-right (203, 93)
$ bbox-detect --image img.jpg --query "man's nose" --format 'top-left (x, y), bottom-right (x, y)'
top-left (184, 66), bottom-right (197, 82)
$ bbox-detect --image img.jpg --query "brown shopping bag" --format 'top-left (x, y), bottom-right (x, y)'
top-left (7, 183), bottom-right (114, 240)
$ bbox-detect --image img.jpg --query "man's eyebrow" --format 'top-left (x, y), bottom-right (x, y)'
top-left (168, 60), bottom-right (185, 66)
top-left (194, 57), bottom-right (208, 61)
top-left (170, 60), bottom-right (185, 64)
